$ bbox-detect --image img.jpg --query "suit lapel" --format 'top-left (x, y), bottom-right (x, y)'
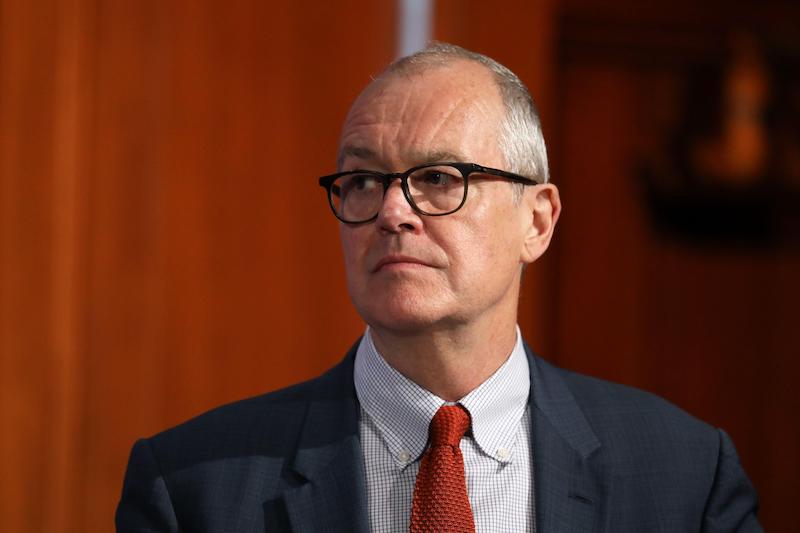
top-left (280, 347), bottom-right (369, 533)
top-left (527, 346), bottom-right (608, 533)
top-left (277, 342), bottom-right (608, 532)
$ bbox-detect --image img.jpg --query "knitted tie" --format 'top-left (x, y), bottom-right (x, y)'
top-left (410, 404), bottom-right (475, 533)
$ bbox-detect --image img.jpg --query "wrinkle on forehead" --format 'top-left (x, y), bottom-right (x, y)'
top-left (407, 93), bottom-right (475, 155)
top-left (338, 62), bottom-right (505, 170)
top-left (340, 146), bottom-right (467, 170)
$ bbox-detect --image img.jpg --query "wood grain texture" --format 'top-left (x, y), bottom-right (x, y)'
top-left (1, 1), bottom-right (74, 530)
top-left (555, 4), bottom-right (800, 529)
top-left (1, 1), bottom-right (393, 531)
top-left (1, 0), bottom-right (794, 531)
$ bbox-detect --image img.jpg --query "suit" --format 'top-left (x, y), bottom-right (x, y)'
top-left (116, 342), bottom-right (761, 532)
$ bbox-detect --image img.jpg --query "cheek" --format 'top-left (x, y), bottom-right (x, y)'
top-left (443, 225), bottom-right (505, 286)
top-left (339, 226), bottom-right (383, 298)
top-left (450, 213), bottom-right (523, 281)
top-left (339, 227), bottom-right (363, 262)
top-left (339, 229), bottom-right (365, 289)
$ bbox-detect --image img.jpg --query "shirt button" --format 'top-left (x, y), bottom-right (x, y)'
top-left (496, 448), bottom-right (510, 460)
top-left (398, 450), bottom-right (411, 462)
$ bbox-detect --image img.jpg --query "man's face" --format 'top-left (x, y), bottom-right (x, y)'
top-left (338, 61), bottom-right (535, 334)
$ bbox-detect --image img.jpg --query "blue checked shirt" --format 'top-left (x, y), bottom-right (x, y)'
top-left (354, 327), bottom-right (535, 532)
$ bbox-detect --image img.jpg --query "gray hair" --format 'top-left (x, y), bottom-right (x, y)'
top-left (384, 42), bottom-right (549, 185)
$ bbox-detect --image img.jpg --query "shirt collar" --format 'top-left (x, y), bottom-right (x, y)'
top-left (353, 327), bottom-right (530, 467)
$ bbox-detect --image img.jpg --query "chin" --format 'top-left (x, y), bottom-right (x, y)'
top-left (354, 292), bottom-right (450, 334)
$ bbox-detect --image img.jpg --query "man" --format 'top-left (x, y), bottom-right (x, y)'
top-left (117, 43), bottom-right (761, 532)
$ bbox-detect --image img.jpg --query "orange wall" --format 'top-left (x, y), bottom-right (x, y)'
top-left (553, 2), bottom-right (800, 529)
top-left (1, 1), bottom-right (394, 530)
top-left (1, 1), bottom-right (796, 531)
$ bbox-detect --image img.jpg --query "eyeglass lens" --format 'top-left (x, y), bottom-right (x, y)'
top-left (330, 165), bottom-right (467, 222)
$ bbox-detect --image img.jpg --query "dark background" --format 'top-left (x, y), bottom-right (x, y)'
top-left (1, 0), bottom-right (797, 530)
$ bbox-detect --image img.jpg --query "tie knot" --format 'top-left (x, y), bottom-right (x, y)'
top-left (429, 405), bottom-right (470, 447)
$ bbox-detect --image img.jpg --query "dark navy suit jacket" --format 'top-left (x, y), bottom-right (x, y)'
top-left (116, 343), bottom-right (761, 532)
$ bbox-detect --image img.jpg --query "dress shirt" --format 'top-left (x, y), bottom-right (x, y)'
top-left (354, 327), bottom-right (534, 533)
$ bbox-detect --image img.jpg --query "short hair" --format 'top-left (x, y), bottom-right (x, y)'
top-left (384, 42), bottom-right (550, 185)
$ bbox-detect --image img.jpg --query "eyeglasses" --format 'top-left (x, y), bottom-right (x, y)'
top-left (318, 162), bottom-right (537, 224)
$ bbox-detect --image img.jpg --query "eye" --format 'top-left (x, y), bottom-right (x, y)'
top-left (419, 169), bottom-right (456, 186)
top-left (357, 174), bottom-right (380, 189)
top-left (341, 173), bottom-right (380, 195)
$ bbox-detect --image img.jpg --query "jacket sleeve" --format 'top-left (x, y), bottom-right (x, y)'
top-left (116, 438), bottom-right (180, 533)
top-left (702, 429), bottom-right (762, 533)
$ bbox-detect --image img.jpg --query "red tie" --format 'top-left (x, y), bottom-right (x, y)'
top-left (410, 404), bottom-right (476, 533)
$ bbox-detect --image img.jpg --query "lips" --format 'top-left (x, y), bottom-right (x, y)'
top-left (372, 254), bottom-right (432, 273)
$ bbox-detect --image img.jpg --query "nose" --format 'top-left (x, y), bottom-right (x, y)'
top-left (375, 180), bottom-right (422, 233)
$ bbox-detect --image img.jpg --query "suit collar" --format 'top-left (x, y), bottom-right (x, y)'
top-left (281, 342), bottom-right (369, 533)
top-left (279, 340), bottom-right (609, 533)
top-left (526, 344), bottom-right (601, 459)
top-left (526, 343), bottom-right (608, 532)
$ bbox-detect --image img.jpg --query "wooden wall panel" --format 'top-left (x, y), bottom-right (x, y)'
top-left (555, 3), bottom-right (800, 528)
top-left (556, 65), bottom-right (650, 383)
top-left (81, 2), bottom-right (173, 530)
top-left (1, 1), bottom-right (393, 531)
top-left (4, 0), bottom-right (793, 530)
top-left (0, 0), bottom-right (87, 530)
top-left (80, 2), bottom-right (395, 530)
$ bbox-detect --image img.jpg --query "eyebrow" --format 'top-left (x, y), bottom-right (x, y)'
top-left (337, 146), bottom-right (469, 170)
top-left (337, 146), bottom-right (376, 170)
top-left (412, 149), bottom-right (467, 163)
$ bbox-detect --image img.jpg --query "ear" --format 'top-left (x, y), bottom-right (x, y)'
top-left (520, 183), bottom-right (561, 264)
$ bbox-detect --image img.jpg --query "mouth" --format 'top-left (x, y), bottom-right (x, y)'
top-left (372, 255), bottom-right (432, 273)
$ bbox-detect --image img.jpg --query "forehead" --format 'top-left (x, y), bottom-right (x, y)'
top-left (339, 60), bottom-right (506, 169)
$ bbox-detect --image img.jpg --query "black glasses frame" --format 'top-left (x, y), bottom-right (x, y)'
top-left (318, 162), bottom-right (538, 224)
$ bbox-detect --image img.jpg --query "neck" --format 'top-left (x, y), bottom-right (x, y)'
top-left (369, 314), bottom-right (519, 401)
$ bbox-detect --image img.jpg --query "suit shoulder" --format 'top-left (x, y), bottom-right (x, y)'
top-left (535, 361), bottom-right (760, 529)
top-left (555, 365), bottom-right (718, 445)
top-left (547, 364), bottom-right (727, 498)
top-left (145, 357), bottom-right (354, 459)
